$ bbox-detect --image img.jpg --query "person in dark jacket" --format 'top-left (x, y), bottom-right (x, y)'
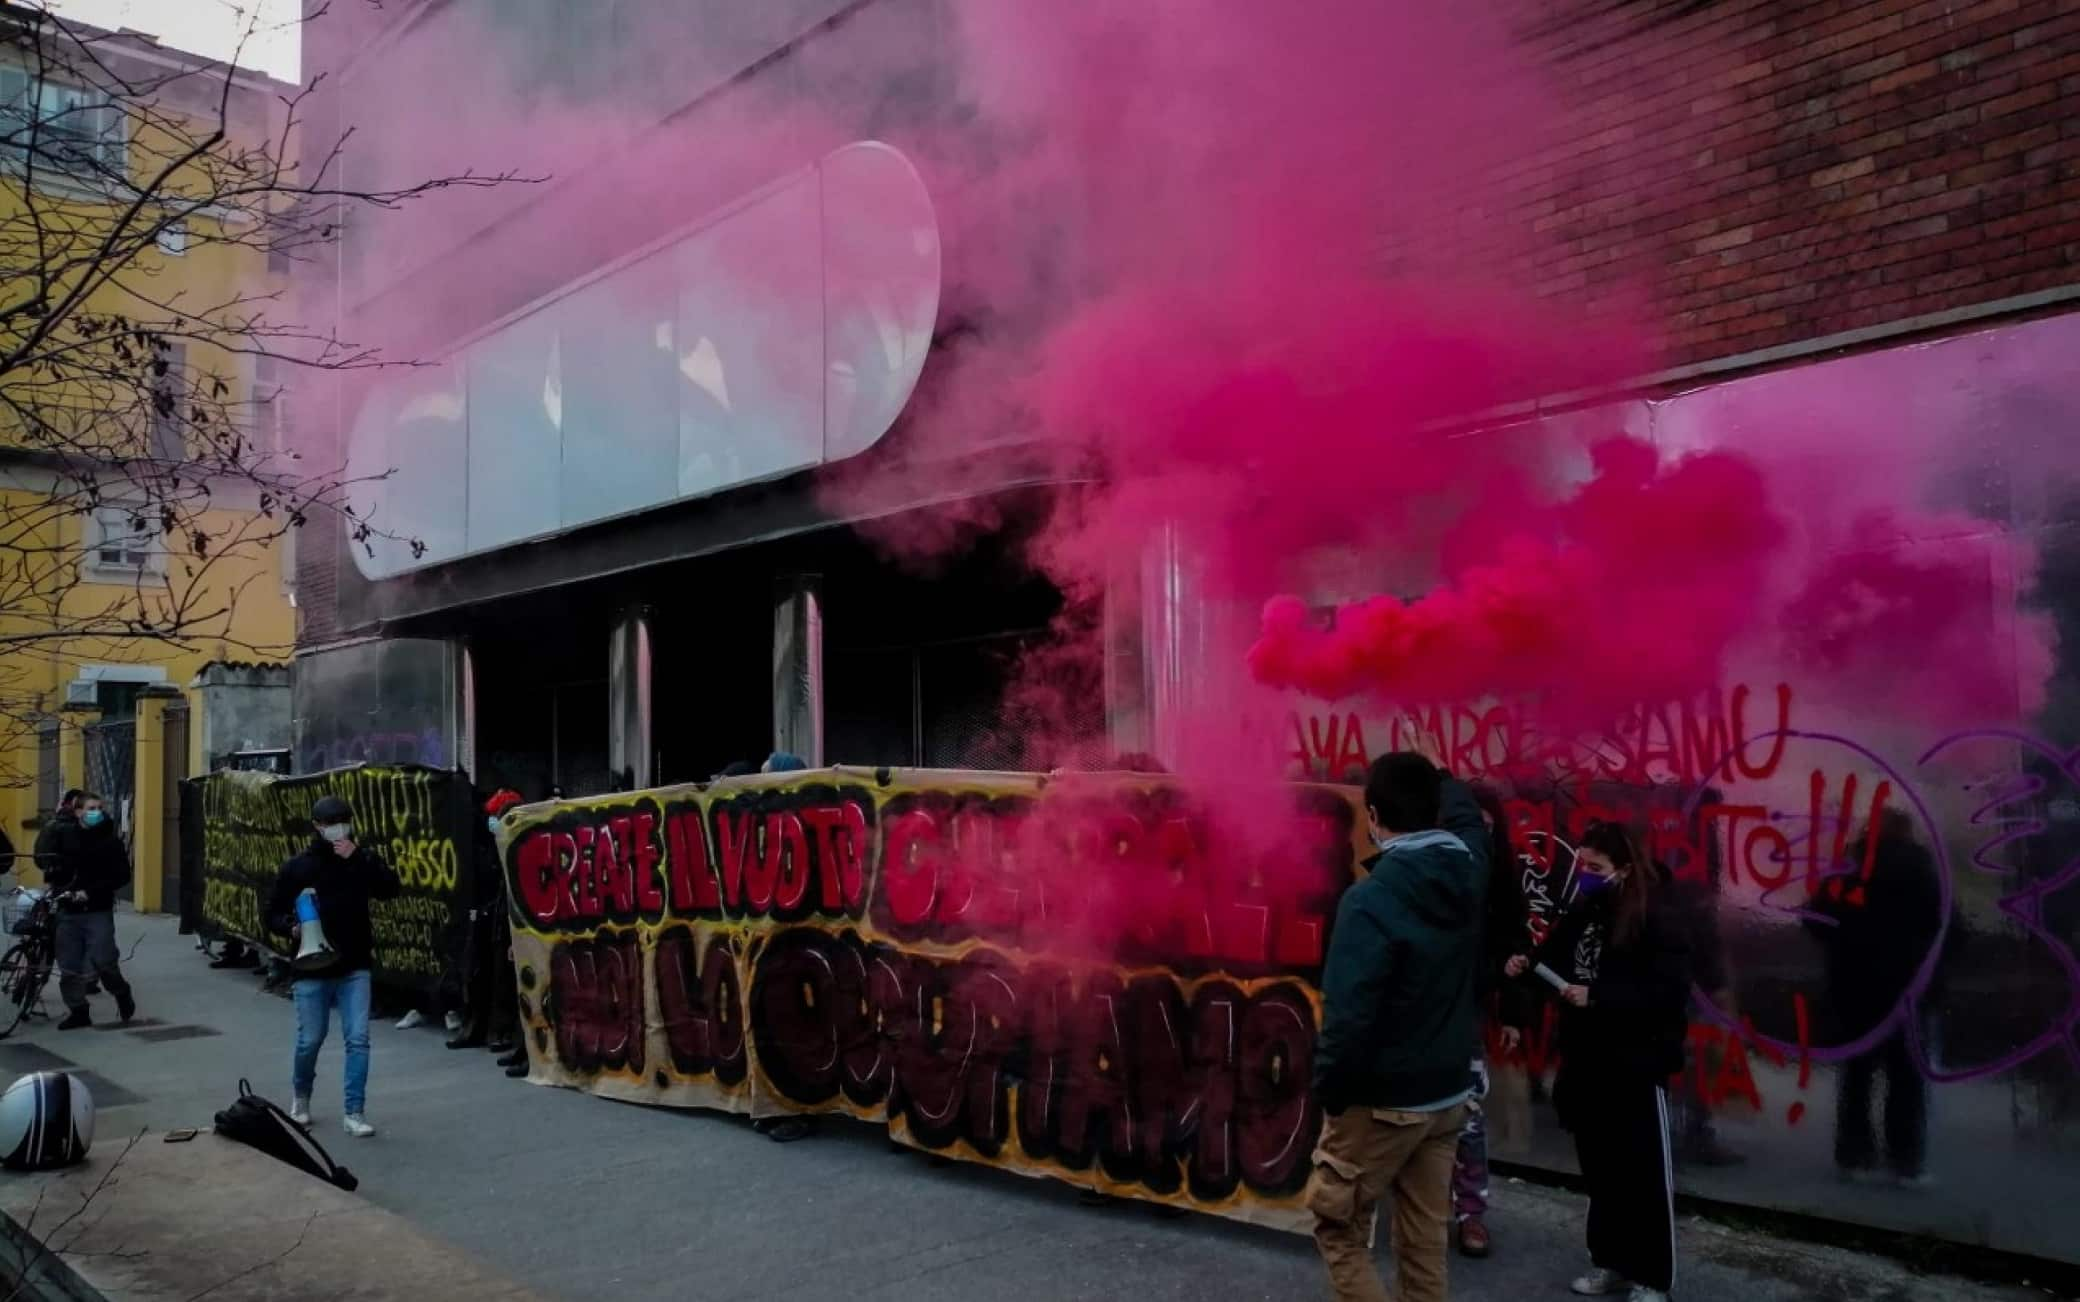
top-left (474, 790), bottom-right (535, 1081)
top-left (447, 788), bottom-right (522, 1051)
top-left (46, 791), bottom-right (135, 1029)
top-left (36, 790), bottom-right (102, 997)
top-left (1505, 820), bottom-right (1691, 1302)
top-left (1450, 785), bottom-right (1528, 1259)
top-left (1804, 805), bottom-right (1943, 1185)
top-left (265, 794), bottom-right (401, 1138)
top-left (1307, 744), bottom-right (1488, 1302)
top-left (32, 789), bottom-right (82, 882)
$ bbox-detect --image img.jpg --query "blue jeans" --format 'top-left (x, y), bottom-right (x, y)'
top-left (292, 970), bottom-right (372, 1115)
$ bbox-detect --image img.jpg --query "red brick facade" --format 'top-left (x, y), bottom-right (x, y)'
top-left (1408, 0), bottom-right (2080, 369)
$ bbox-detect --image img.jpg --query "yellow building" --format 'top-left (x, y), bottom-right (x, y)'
top-left (0, 10), bottom-right (297, 898)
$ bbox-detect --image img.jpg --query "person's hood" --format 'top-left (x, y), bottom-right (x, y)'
top-left (1364, 830), bottom-right (1480, 926)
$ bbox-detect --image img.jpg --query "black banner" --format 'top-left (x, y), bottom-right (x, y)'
top-left (184, 765), bottom-right (475, 995)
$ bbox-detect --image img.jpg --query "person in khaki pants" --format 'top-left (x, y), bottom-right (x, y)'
top-left (1307, 741), bottom-right (1489, 1302)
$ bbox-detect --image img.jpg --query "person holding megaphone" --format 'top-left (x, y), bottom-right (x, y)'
top-left (266, 795), bottom-right (401, 1139)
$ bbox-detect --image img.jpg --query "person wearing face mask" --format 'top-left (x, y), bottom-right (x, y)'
top-left (1307, 739), bottom-right (1488, 1302)
top-left (266, 795), bottom-right (401, 1138)
top-left (1503, 821), bottom-right (1691, 1302)
top-left (46, 791), bottom-right (136, 1030)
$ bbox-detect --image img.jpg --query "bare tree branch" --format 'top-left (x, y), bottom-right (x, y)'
top-left (0, 3), bottom-right (533, 767)
top-left (2, 1129), bottom-right (145, 1302)
top-left (180, 1209), bottom-right (318, 1302)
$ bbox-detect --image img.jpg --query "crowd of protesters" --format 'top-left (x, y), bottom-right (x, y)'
top-left (1308, 739), bottom-right (1695, 1302)
top-left (134, 737), bottom-right (1948, 1299)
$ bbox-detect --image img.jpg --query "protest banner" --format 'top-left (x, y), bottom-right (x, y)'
top-left (501, 766), bottom-right (1366, 1231)
top-left (188, 764), bottom-right (475, 995)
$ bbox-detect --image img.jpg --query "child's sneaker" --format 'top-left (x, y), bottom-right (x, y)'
top-left (342, 1114), bottom-right (376, 1138)
top-left (1626, 1289), bottom-right (1670, 1302)
top-left (288, 1096), bottom-right (311, 1126)
top-left (1572, 1269), bottom-right (1629, 1296)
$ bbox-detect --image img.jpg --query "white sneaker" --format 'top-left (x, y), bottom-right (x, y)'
top-left (1626, 1290), bottom-right (1670, 1302)
top-left (342, 1114), bottom-right (376, 1138)
top-left (395, 1009), bottom-right (424, 1030)
top-left (288, 1096), bottom-right (311, 1126)
top-left (1572, 1270), bottom-right (1629, 1296)
top-left (443, 1010), bottom-right (465, 1033)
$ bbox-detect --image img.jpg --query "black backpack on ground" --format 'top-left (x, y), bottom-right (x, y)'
top-left (212, 1079), bottom-right (357, 1192)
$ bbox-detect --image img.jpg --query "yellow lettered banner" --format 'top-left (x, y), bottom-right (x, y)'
top-left (500, 766), bottom-right (1369, 1232)
top-left (191, 764), bottom-right (473, 992)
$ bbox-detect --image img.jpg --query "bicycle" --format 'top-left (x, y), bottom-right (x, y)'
top-left (0, 891), bottom-right (59, 1038)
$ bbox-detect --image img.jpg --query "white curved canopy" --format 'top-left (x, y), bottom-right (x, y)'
top-left (346, 141), bottom-right (941, 580)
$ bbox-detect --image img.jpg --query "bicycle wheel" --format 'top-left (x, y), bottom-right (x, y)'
top-left (0, 940), bottom-right (50, 1037)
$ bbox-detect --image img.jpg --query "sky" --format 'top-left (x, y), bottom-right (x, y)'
top-left (42, 0), bottom-right (302, 82)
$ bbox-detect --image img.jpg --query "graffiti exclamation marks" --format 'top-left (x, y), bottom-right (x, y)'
top-left (1787, 992), bottom-right (1811, 1126)
top-left (1825, 773), bottom-right (1859, 902)
top-left (1806, 769), bottom-right (1826, 898)
top-left (1850, 781), bottom-right (1891, 908)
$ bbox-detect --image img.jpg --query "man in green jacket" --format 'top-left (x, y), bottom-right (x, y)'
top-left (1307, 744), bottom-right (1489, 1302)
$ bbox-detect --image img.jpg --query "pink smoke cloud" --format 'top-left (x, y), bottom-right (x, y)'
top-left (1246, 437), bottom-right (1784, 722)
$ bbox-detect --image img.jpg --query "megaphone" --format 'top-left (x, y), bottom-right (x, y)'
top-left (293, 888), bottom-right (336, 972)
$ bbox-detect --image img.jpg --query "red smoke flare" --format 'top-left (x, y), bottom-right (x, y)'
top-left (1247, 438), bottom-right (1785, 721)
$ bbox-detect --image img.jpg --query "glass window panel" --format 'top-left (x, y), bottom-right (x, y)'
top-left (466, 311), bottom-right (563, 552)
top-left (559, 268), bottom-right (679, 527)
top-left (673, 171), bottom-right (824, 498)
top-left (821, 143), bottom-right (940, 459)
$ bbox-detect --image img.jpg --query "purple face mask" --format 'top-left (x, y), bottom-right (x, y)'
top-left (1574, 870), bottom-right (1614, 898)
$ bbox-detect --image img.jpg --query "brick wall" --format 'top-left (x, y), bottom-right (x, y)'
top-left (1390, 0), bottom-right (2080, 369)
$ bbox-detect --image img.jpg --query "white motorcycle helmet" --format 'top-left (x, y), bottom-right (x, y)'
top-left (0, 1070), bottom-right (94, 1171)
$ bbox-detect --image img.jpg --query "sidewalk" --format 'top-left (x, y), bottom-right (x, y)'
top-left (0, 909), bottom-right (2042, 1302)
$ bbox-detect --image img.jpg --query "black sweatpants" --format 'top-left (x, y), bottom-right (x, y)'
top-left (1567, 1075), bottom-right (1676, 1293)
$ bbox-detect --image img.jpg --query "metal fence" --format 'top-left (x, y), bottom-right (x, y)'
top-left (82, 718), bottom-right (136, 845)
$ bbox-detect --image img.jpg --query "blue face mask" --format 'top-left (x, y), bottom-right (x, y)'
top-left (81, 809), bottom-right (105, 829)
top-left (487, 816), bottom-right (502, 835)
top-left (1574, 870), bottom-right (1613, 897)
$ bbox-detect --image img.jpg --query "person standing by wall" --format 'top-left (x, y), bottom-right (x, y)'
top-left (1806, 806), bottom-right (1945, 1187)
top-left (1307, 741), bottom-right (1489, 1302)
top-left (266, 795), bottom-right (400, 1138)
top-left (45, 792), bottom-right (135, 1030)
top-left (447, 788), bottom-right (523, 1051)
top-left (1504, 821), bottom-right (1691, 1302)
top-left (1452, 785), bottom-right (1528, 1259)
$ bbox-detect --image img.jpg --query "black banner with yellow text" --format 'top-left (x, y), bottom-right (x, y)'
top-left (186, 765), bottom-right (474, 995)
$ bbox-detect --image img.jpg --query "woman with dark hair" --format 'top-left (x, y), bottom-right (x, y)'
top-left (1504, 821), bottom-right (1691, 1302)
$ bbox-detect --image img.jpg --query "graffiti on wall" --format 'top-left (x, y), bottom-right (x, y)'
top-left (506, 719), bottom-right (2080, 1245)
top-left (189, 765), bottom-right (475, 991)
top-left (1287, 685), bottom-right (2080, 1152)
top-left (504, 767), bottom-right (1361, 1229)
